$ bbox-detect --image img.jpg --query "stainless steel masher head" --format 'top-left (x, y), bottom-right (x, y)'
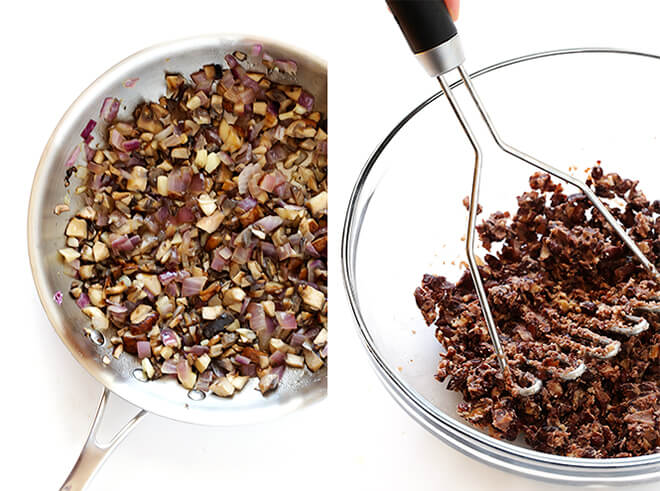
top-left (386, 0), bottom-right (660, 396)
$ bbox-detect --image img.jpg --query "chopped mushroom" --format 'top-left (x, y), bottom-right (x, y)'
top-left (60, 56), bottom-right (327, 398)
top-left (210, 377), bottom-right (235, 397)
top-left (301, 285), bottom-right (325, 311)
top-left (65, 218), bottom-right (87, 238)
top-left (82, 306), bottom-right (109, 330)
top-left (196, 210), bottom-right (224, 233)
top-left (92, 242), bottom-right (109, 262)
top-left (58, 248), bottom-right (81, 263)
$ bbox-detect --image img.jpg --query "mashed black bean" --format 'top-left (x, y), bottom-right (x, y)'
top-left (415, 168), bottom-right (659, 458)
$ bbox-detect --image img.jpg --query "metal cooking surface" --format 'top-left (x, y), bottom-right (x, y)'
top-left (29, 35), bottom-right (327, 426)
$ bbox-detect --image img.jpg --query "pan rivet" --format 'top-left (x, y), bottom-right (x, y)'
top-left (187, 389), bottom-right (206, 401)
top-left (132, 368), bottom-right (148, 382)
top-left (89, 330), bottom-right (105, 346)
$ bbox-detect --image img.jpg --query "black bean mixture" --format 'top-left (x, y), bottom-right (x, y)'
top-left (58, 51), bottom-right (327, 397)
top-left (415, 168), bottom-right (659, 457)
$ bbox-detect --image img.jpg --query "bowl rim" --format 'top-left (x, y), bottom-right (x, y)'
top-left (341, 47), bottom-right (660, 482)
top-left (28, 33), bottom-right (327, 426)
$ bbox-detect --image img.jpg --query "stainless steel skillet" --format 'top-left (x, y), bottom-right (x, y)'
top-left (27, 34), bottom-right (327, 491)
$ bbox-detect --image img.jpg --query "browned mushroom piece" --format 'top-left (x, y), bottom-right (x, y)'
top-left (61, 54), bottom-right (327, 396)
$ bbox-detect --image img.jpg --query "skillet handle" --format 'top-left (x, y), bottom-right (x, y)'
top-left (60, 388), bottom-right (147, 491)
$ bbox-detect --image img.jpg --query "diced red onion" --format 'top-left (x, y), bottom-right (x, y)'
top-left (253, 215), bottom-right (283, 233)
top-left (158, 271), bottom-right (177, 285)
top-left (177, 358), bottom-right (192, 381)
top-left (259, 172), bottom-right (286, 193)
top-left (161, 359), bottom-right (178, 375)
top-left (196, 370), bottom-right (213, 391)
top-left (191, 70), bottom-right (212, 93)
top-left (181, 276), bottom-right (207, 296)
top-left (304, 241), bottom-right (320, 258)
top-left (186, 345), bottom-right (209, 356)
top-left (107, 303), bottom-right (128, 323)
top-left (76, 293), bottom-right (90, 309)
top-left (162, 133), bottom-right (182, 148)
top-left (123, 77), bottom-right (139, 88)
top-left (238, 87), bottom-right (256, 104)
top-left (288, 233), bottom-right (302, 247)
top-left (100, 97), bottom-right (120, 123)
top-left (80, 119), bottom-right (97, 140)
top-left (239, 364), bottom-right (257, 377)
top-left (111, 235), bottom-right (135, 252)
top-left (87, 160), bottom-right (104, 175)
top-left (307, 259), bottom-right (325, 282)
top-left (260, 241), bottom-right (277, 258)
top-left (274, 59), bottom-right (298, 75)
top-left (168, 167), bottom-right (192, 196)
top-left (218, 246), bottom-right (233, 260)
top-left (122, 139), bottom-right (140, 151)
top-left (221, 69), bottom-right (235, 89)
top-left (238, 163), bottom-right (260, 195)
top-left (291, 333), bottom-right (307, 347)
top-left (154, 206), bottom-right (170, 224)
top-left (266, 143), bottom-right (288, 165)
top-left (275, 311), bottom-right (297, 330)
top-left (274, 182), bottom-right (292, 200)
top-left (65, 145), bottom-right (81, 167)
top-left (109, 128), bottom-right (125, 150)
top-left (298, 91), bottom-right (315, 112)
top-left (176, 270), bottom-right (192, 282)
top-left (271, 364), bottom-right (285, 379)
top-left (210, 251), bottom-right (228, 272)
top-left (236, 197), bottom-right (257, 211)
top-left (235, 354), bottom-right (252, 366)
top-left (231, 246), bottom-right (252, 265)
top-left (251, 44), bottom-right (263, 57)
top-left (166, 282), bottom-right (178, 297)
top-left (270, 350), bottom-right (286, 367)
top-left (248, 303), bottom-right (267, 332)
top-left (174, 206), bottom-right (195, 224)
top-left (137, 341), bottom-right (151, 359)
top-left (190, 173), bottom-right (206, 194)
top-left (84, 143), bottom-right (96, 162)
top-left (161, 328), bottom-right (179, 347)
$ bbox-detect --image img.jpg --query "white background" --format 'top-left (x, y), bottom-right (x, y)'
top-left (1, 0), bottom-right (659, 489)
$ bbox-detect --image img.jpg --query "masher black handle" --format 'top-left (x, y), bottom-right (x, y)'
top-left (386, 0), bottom-right (465, 76)
top-left (386, 0), bottom-right (457, 54)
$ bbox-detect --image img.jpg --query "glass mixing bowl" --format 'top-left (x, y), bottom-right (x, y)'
top-left (342, 48), bottom-right (660, 485)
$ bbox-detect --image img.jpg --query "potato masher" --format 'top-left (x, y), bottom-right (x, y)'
top-left (386, 0), bottom-right (659, 396)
